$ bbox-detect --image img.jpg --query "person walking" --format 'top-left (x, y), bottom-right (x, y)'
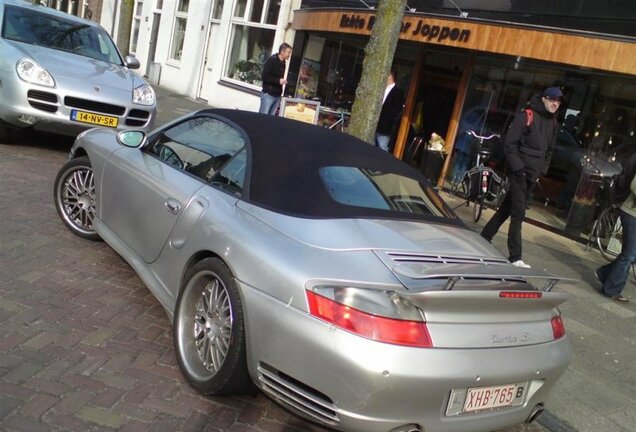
top-left (259, 43), bottom-right (293, 115)
top-left (594, 153), bottom-right (636, 303)
top-left (375, 70), bottom-right (404, 152)
top-left (480, 87), bottom-right (562, 268)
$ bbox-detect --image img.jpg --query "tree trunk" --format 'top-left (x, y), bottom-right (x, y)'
top-left (347, 0), bottom-right (407, 144)
top-left (117, 0), bottom-right (135, 57)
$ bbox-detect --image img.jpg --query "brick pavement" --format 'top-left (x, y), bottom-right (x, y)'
top-left (0, 137), bottom-right (332, 432)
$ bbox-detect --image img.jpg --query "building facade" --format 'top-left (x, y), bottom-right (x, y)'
top-left (120, 0), bottom-right (636, 239)
top-left (118, 0), bottom-right (299, 112)
top-left (288, 1), bottom-right (636, 238)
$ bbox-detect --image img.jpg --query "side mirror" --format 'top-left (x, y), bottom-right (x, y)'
top-left (117, 130), bottom-right (146, 148)
top-left (125, 55), bottom-right (140, 70)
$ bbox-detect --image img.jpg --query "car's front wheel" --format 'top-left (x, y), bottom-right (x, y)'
top-left (174, 258), bottom-right (252, 395)
top-left (53, 156), bottom-right (100, 240)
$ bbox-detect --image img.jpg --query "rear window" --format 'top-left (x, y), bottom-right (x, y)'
top-left (2, 5), bottom-right (121, 64)
top-left (319, 166), bottom-right (453, 218)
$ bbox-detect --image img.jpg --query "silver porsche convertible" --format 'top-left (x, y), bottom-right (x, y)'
top-left (53, 109), bottom-right (572, 432)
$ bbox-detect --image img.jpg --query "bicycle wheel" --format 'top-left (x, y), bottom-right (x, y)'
top-left (594, 206), bottom-right (622, 261)
top-left (473, 197), bottom-right (483, 222)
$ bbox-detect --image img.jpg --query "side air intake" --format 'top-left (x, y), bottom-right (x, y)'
top-left (257, 362), bottom-right (339, 426)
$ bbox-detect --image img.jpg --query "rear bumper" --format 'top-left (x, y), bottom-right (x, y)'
top-left (241, 282), bottom-right (572, 432)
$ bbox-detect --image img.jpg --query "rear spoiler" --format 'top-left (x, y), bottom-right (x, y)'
top-left (392, 262), bottom-right (578, 292)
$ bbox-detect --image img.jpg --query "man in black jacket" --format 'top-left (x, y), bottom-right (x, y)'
top-left (481, 87), bottom-right (562, 268)
top-left (259, 43), bottom-right (292, 115)
top-left (376, 70), bottom-right (404, 151)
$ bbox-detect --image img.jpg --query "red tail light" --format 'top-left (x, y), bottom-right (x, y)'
top-left (306, 291), bottom-right (433, 347)
top-left (551, 316), bottom-right (566, 340)
top-left (499, 291), bottom-right (543, 299)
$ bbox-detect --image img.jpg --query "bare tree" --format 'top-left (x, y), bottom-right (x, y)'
top-left (347, 0), bottom-right (407, 144)
top-left (117, 0), bottom-right (135, 57)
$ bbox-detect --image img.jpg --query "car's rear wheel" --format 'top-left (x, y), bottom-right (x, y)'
top-left (53, 156), bottom-right (100, 240)
top-left (174, 258), bottom-right (252, 395)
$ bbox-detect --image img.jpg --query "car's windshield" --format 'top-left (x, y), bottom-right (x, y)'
top-left (320, 166), bottom-right (454, 218)
top-left (1, 5), bottom-right (122, 64)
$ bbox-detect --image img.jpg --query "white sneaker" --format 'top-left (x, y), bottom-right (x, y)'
top-left (511, 260), bottom-right (531, 268)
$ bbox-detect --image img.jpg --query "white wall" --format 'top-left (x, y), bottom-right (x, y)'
top-left (127, 0), bottom-right (300, 110)
top-left (99, 0), bottom-right (119, 39)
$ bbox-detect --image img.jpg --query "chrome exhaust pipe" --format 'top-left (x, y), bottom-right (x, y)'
top-left (526, 404), bottom-right (545, 423)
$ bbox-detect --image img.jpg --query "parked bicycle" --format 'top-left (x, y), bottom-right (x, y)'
top-left (586, 176), bottom-right (636, 279)
top-left (451, 130), bottom-right (506, 222)
top-left (588, 176), bottom-right (624, 261)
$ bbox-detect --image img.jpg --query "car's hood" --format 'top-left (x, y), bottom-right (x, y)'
top-left (9, 41), bottom-right (135, 93)
top-left (237, 201), bottom-right (501, 258)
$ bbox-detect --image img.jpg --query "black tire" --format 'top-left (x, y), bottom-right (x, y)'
top-left (53, 156), bottom-right (100, 240)
top-left (174, 258), bottom-right (253, 395)
top-left (473, 198), bottom-right (483, 222)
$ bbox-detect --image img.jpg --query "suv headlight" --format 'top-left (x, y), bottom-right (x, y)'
top-left (132, 84), bottom-right (155, 106)
top-left (16, 59), bottom-right (55, 87)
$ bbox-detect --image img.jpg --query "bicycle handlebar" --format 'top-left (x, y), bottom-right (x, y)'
top-left (466, 130), bottom-right (500, 140)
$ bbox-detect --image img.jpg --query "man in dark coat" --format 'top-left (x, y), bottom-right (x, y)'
top-left (259, 43), bottom-right (292, 115)
top-left (480, 87), bottom-right (562, 268)
top-left (375, 70), bottom-right (404, 151)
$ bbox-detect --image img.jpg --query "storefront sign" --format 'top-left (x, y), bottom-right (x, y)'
top-left (339, 14), bottom-right (471, 44)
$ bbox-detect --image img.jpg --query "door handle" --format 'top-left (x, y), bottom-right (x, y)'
top-left (165, 198), bottom-right (182, 214)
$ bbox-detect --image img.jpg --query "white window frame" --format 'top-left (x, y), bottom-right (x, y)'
top-left (129, 0), bottom-right (144, 54)
top-left (168, 0), bottom-right (189, 64)
top-left (211, 0), bottom-right (225, 22)
top-left (222, 0), bottom-right (280, 88)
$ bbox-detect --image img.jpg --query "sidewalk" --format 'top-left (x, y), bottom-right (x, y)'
top-left (443, 191), bottom-right (636, 432)
top-left (150, 85), bottom-right (636, 432)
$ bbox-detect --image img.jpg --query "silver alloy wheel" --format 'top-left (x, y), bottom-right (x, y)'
top-left (181, 270), bottom-right (233, 379)
top-left (57, 162), bottom-right (96, 236)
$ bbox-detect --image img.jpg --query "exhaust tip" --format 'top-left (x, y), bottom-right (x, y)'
top-left (526, 404), bottom-right (545, 424)
top-left (389, 424), bottom-right (422, 432)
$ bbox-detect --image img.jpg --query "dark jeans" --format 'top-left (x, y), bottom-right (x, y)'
top-left (481, 173), bottom-right (534, 262)
top-left (597, 209), bottom-right (636, 296)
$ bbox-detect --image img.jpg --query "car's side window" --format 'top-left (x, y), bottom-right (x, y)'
top-left (148, 116), bottom-right (246, 183)
top-left (210, 148), bottom-right (247, 197)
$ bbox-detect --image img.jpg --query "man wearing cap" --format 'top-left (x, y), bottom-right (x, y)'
top-left (480, 87), bottom-right (563, 268)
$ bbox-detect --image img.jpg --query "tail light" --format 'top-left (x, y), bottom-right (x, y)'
top-left (551, 315), bottom-right (566, 340)
top-left (306, 288), bottom-right (433, 347)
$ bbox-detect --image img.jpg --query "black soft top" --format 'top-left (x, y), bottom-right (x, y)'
top-left (201, 109), bottom-right (457, 223)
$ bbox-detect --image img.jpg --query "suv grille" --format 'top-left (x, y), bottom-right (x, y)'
top-left (126, 109), bottom-right (151, 127)
top-left (27, 90), bottom-right (58, 113)
top-left (65, 97), bottom-right (125, 116)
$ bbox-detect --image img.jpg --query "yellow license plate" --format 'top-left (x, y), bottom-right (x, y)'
top-left (71, 110), bottom-right (118, 127)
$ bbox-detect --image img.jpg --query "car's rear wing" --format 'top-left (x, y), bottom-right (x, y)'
top-left (373, 251), bottom-right (578, 292)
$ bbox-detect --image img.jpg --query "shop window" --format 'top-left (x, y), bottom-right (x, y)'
top-left (449, 58), bottom-right (636, 238)
top-left (169, 0), bottom-right (189, 62)
top-left (224, 0), bottom-right (278, 87)
top-left (130, 1), bottom-right (143, 54)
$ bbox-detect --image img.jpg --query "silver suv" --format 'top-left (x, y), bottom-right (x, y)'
top-left (0, 0), bottom-right (156, 143)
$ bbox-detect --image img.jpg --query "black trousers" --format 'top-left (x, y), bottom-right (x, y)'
top-left (481, 173), bottom-right (535, 262)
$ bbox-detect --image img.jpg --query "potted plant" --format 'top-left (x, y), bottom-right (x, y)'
top-left (233, 60), bottom-right (262, 85)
